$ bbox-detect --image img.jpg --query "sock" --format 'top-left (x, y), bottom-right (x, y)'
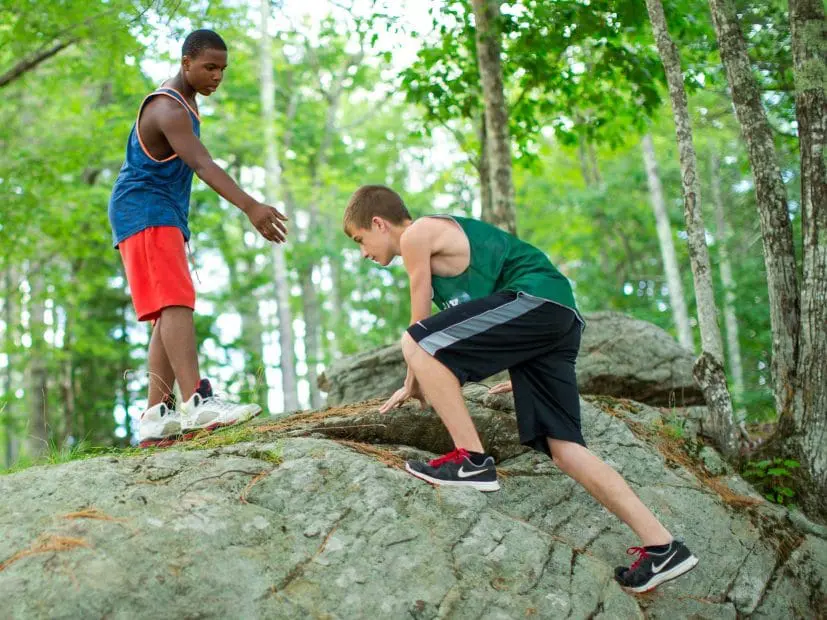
top-left (645, 542), bottom-right (672, 554)
top-left (467, 451), bottom-right (490, 466)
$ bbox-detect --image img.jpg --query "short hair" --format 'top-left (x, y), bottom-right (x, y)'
top-left (182, 30), bottom-right (227, 59)
top-left (344, 185), bottom-right (412, 233)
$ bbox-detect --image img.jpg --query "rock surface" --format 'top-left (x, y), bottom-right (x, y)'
top-left (1, 389), bottom-right (824, 619)
top-left (319, 311), bottom-right (704, 407)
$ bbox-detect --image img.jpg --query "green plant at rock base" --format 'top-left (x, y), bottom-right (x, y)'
top-left (661, 412), bottom-right (687, 440)
top-left (742, 458), bottom-right (800, 505)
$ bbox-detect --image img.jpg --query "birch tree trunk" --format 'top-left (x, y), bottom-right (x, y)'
top-left (646, 0), bottom-right (738, 454)
top-left (300, 58), bottom-right (351, 411)
top-left (710, 153), bottom-right (746, 411)
top-left (576, 139), bottom-right (613, 278)
top-left (707, 0), bottom-right (800, 422)
top-left (4, 268), bottom-right (18, 467)
top-left (789, 0), bottom-right (827, 513)
top-left (27, 272), bottom-right (49, 459)
top-left (260, 0), bottom-right (299, 412)
top-left (470, 0), bottom-right (516, 235)
top-left (641, 133), bottom-right (695, 351)
top-left (62, 311), bottom-right (76, 446)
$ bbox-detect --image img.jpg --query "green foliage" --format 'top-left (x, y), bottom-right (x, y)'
top-left (742, 457), bottom-right (800, 505)
top-left (0, 0), bottom-right (801, 465)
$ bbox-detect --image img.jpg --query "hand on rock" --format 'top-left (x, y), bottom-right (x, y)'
top-left (487, 381), bottom-right (513, 394)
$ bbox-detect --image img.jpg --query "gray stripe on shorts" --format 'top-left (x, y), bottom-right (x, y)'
top-left (418, 293), bottom-right (545, 355)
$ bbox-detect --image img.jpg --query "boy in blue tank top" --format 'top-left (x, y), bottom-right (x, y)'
top-left (109, 30), bottom-right (288, 447)
top-left (343, 185), bottom-right (698, 594)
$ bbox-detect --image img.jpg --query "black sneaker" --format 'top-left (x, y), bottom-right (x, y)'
top-left (614, 540), bottom-right (699, 593)
top-left (405, 448), bottom-right (500, 492)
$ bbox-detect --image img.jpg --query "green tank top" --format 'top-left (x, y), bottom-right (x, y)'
top-left (429, 215), bottom-right (578, 312)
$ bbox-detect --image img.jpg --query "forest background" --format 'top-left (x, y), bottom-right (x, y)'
top-left (0, 0), bottom-right (823, 515)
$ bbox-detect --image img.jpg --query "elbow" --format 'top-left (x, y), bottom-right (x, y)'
top-left (192, 157), bottom-right (214, 177)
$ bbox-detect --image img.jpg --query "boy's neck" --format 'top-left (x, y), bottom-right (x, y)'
top-left (390, 219), bottom-right (414, 249)
top-left (165, 71), bottom-right (196, 100)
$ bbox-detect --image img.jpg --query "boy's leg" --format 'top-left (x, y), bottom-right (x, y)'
top-left (547, 438), bottom-right (672, 546)
top-left (156, 306), bottom-right (201, 401)
top-left (403, 291), bottom-right (556, 454)
top-left (401, 332), bottom-right (484, 453)
top-left (509, 345), bottom-right (672, 546)
top-left (401, 292), bottom-right (570, 490)
top-left (512, 349), bottom-right (698, 591)
top-left (147, 318), bottom-right (176, 407)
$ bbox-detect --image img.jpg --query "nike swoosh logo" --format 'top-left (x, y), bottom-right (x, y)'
top-left (457, 466), bottom-right (488, 479)
top-left (651, 550), bottom-right (678, 573)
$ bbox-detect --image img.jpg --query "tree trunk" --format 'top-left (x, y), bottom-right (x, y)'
top-left (61, 312), bottom-right (76, 446)
top-left (577, 140), bottom-right (595, 187)
top-left (707, 0), bottom-right (800, 422)
top-left (646, 0), bottom-right (738, 454)
top-left (27, 271), bottom-right (49, 459)
top-left (299, 59), bottom-right (350, 411)
top-left (576, 139), bottom-right (612, 278)
top-left (119, 306), bottom-right (131, 444)
top-left (789, 0), bottom-right (827, 514)
top-left (641, 133), bottom-right (695, 352)
top-left (710, 153), bottom-right (746, 412)
top-left (241, 297), bottom-right (268, 409)
top-left (300, 270), bottom-right (323, 409)
top-left (260, 0), bottom-right (299, 412)
top-left (478, 112), bottom-right (494, 222)
top-left (470, 0), bottom-right (517, 235)
top-left (3, 268), bottom-right (18, 467)
top-left (587, 141), bottom-right (603, 188)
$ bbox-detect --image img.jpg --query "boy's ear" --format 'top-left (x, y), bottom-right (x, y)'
top-left (371, 216), bottom-right (385, 230)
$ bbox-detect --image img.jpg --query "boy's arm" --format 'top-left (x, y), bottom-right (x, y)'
top-left (378, 222), bottom-right (434, 414)
top-left (156, 103), bottom-right (287, 243)
top-left (399, 221), bottom-right (435, 325)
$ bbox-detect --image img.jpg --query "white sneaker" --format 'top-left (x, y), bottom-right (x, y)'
top-left (138, 402), bottom-right (182, 447)
top-left (180, 379), bottom-right (262, 435)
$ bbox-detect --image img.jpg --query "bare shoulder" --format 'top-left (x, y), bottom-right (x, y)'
top-left (400, 218), bottom-right (435, 252)
top-left (144, 96), bottom-right (191, 126)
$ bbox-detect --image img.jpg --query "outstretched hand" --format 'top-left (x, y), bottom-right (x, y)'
top-left (246, 202), bottom-right (288, 243)
top-left (487, 381), bottom-right (513, 394)
top-left (379, 379), bottom-right (427, 413)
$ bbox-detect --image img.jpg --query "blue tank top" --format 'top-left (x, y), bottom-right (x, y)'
top-left (108, 87), bottom-right (201, 247)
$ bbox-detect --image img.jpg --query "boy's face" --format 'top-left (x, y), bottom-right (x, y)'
top-left (183, 48), bottom-right (228, 96)
top-left (349, 218), bottom-right (395, 267)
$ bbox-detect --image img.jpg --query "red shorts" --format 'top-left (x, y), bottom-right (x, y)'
top-left (119, 226), bottom-right (195, 322)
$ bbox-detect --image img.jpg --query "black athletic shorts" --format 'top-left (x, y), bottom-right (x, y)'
top-left (407, 291), bottom-right (586, 457)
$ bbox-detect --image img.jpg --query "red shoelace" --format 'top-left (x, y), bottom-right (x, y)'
top-left (428, 448), bottom-right (470, 468)
top-left (626, 546), bottom-right (650, 571)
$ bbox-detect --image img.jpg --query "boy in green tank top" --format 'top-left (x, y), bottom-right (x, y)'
top-left (343, 185), bottom-right (698, 594)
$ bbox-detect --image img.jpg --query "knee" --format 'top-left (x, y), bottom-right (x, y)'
top-left (400, 332), bottom-right (421, 362)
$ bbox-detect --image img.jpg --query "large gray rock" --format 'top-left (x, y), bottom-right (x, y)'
top-left (319, 311), bottom-right (703, 407)
top-left (318, 344), bottom-right (406, 409)
top-left (578, 312), bottom-right (702, 407)
top-left (1, 391), bottom-right (823, 619)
